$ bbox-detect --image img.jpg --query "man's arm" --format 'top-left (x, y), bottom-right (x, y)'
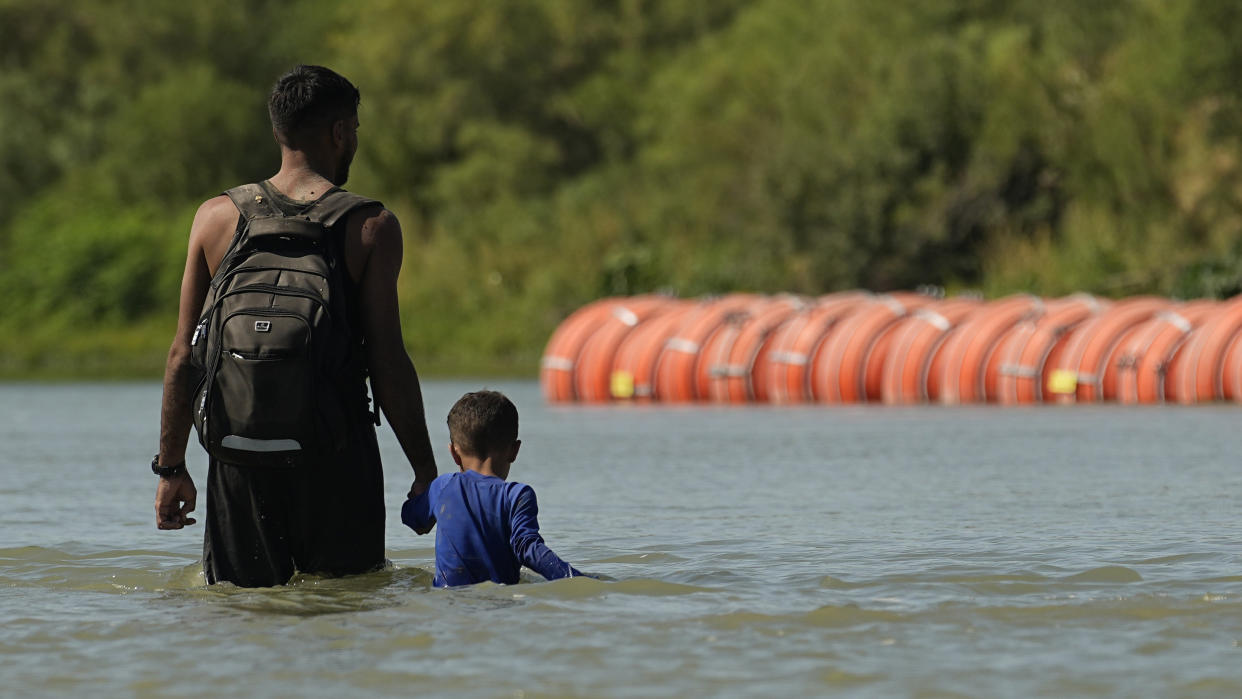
top-left (356, 208), bottom-right (438, 492)
top-left (154, 197), bottom-right (231, 529)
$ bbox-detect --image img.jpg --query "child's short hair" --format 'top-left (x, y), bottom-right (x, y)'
top-left (447, 390), bottom-right (519, 457)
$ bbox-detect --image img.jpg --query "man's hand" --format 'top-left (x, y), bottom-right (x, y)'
top-left (408, 479), bottom-right (431, 500)
top-left (155, 471), bottom-right (198, 529)
top-left (404, 480), bottom-right (434, 534)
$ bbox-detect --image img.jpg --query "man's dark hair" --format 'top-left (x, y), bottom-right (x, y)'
top-left (448, 391), bottom-right (519, 457)
top-left (268, 65), bottom-right (360, 147)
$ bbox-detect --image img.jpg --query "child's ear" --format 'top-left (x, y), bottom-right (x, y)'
top-left (449, 442), bottom-right (464, 470)
top-left (508, 439), bottom-right (521, 463)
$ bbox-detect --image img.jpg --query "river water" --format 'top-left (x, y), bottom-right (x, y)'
top-left (1, 380), bottom-right (1240, 697)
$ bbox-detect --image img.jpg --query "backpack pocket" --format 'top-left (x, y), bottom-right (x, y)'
top-left (188, 313), bottom-right (211, 380)
top-left (204, 309), bottom-right (314, 467)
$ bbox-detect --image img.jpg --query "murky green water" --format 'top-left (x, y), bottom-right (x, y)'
top-left (2, 381), bottom-right (1241, 697)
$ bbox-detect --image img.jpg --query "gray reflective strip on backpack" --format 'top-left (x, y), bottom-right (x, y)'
top-left (221, 435), bottom-right (303, 452)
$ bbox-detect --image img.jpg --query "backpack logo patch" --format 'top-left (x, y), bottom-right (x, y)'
top-left (254, 320), bottom-right (272, 333)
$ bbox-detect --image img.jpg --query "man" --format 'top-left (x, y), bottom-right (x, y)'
top-left (153, 65), bottom-right (438, 586)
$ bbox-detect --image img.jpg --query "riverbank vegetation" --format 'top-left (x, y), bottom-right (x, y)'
top-left (3, 0), bottom-right (1241, 378)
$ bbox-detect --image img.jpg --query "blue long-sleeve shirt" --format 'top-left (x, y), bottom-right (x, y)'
top-left (401, 470), bottom-right (582, 587)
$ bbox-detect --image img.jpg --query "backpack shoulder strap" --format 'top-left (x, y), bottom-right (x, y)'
top-left (311, 189), bottom-right (383, 229)
top-left (224, 183), bottom-right (282, 220)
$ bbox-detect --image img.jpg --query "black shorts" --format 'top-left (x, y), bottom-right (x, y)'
top-left (202, 420), bottom-right (386, 587)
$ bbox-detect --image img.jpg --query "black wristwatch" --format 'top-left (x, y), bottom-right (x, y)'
top-left (151, 454), bottom-right (186, 478)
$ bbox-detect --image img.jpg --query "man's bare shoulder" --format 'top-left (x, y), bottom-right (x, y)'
top-left (187, 195), bottom-right (240, 274)
top-left (341, 203), bottom-right (402, 282)
top-left (191, 195), bottom-right (239, 239)
top-left (350, 204), bottom-right (402, 249)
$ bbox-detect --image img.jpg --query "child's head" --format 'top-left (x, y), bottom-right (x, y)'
top-left (447, 390), bottom-right (521, 476)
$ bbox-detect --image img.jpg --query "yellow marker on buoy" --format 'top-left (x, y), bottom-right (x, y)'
top-left (610, 370), bottom-right (635, 399)
top-left (1047, 369), bottom-right (1078, 395)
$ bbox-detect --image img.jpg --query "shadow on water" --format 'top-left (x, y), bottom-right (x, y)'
top-left (0, 545), bottom-right (440, 616)
top-left (1, 544), bottom-right (722, 619)
top-left (173, 563), bottom-right (440, 617)
top-left (0, 545), bottom-right (200, 594)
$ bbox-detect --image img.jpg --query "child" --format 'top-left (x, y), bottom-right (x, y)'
top-left (401, 390), bottom-right (585, 587)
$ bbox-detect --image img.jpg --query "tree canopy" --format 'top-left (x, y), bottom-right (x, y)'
top-left (2, 0), bottom-right (1241, 376)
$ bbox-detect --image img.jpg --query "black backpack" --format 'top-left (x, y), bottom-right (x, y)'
top-left (190, 182), bottom-right (379, 467)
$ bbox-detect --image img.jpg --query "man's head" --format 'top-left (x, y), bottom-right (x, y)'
top-left (447, 391), bottom-right (521, 470)
top-left (268, 65), bottom-right (360, 184)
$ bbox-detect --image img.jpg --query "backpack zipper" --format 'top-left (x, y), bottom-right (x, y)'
top-left (211, 264), bottom-right (330, 291)
top-left (216, 283), bottom-right (332, 312)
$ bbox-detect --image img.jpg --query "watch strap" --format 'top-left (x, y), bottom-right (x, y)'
top-left (151, 454), bottom-right (186, 478)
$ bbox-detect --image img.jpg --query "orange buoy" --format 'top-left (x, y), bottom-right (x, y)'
top-left (993, 294), bottom-right (1103, 405)
top-left (695, 305), bottom-right (752, 402)
top-left (1220, 328), bottom-right (1242, 402)
top-left (760, 293), bottom-right (870, 404)
top-left (653, 294), bottom-right (761, 402)
top-left (1114, 302), bottom-right (1217, 404)
top-left (861, 297), bottom-right (936, 401)
top-left (809, 294), bottom-right (926, 403)
top-left (1164, 296), bottom-right (1242, 403)
top-left (701, 295), bottom-right (807, 403)
top-left (934, 295), bottom-right (1042, 404)
top-left (573, 296), bottom-right (675, 403)
top-left (540, 299), bottom-right (621, 402)
top-left (543, 291), bottom-right (1241, 405)
top-left (880, 297), bottom-right (982, 404)
top-left (1043, 296), bottom-right (1169, 403)
top-left (608, 301), bottom-right (695, 401)
top-left (745, 298), bottom-right (811, 403)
